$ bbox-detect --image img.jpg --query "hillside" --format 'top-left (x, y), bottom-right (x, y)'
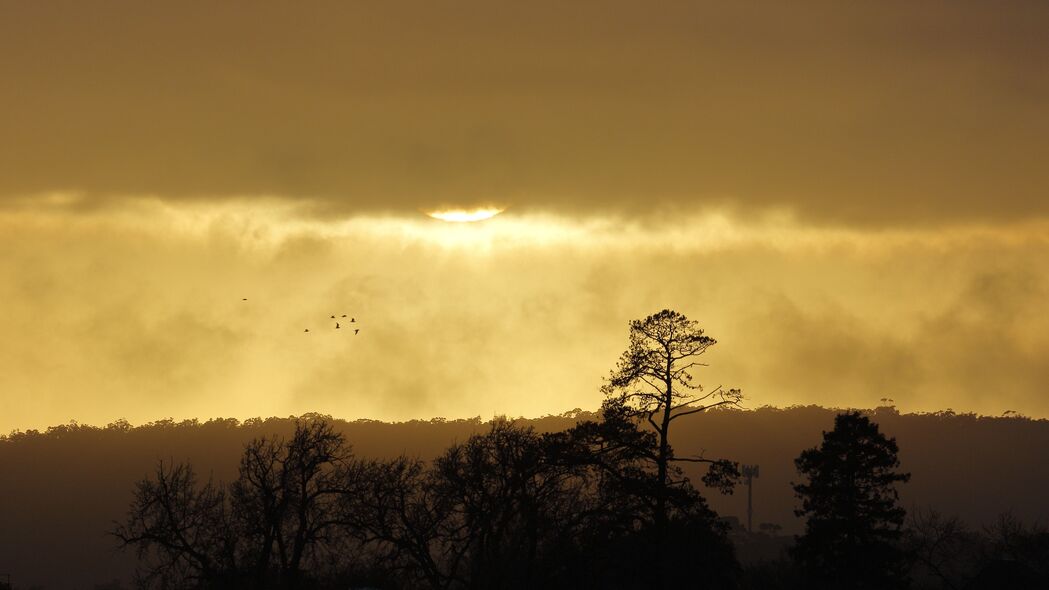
top-left (1, 406), bottom-right (1047, 589)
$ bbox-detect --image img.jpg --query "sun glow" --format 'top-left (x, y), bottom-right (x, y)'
top-left (427, 207), bottom-right (505, 222)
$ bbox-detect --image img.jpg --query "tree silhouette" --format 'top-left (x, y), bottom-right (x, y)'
top-left (230, 419), bottom-right (347, 587)
top-left (792, 411), bottom-right (911, 590)
top-left (98, 406), bottom-right (1049, 589)
top-left (336, 455), bottom-right (450, 589)
top-left (427, 420), bottom-right (588, 589)
top-left (340, 420), bottom-right (604, 589)
top-left (111, 460), bottom-right (236, 588)
top-left (113, 418), bottom-right (359, 589)
top-left (905, 507), bottom-right (985, 589)
top-left (601, 309), bottom-right (742, 529)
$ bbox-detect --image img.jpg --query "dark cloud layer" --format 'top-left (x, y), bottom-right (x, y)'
top-left (2, 1), bottom-right (1048, 223)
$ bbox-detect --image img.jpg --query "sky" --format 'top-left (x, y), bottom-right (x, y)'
top-left (2, 1), bottom-right (1048, 432)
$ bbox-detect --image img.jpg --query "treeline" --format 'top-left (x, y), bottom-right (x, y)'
top-left (112, 408), bottom-right (739, 589)
top-left (5, 411), bottom-right (1049, 590)
top-left (109, 411), bottom-right (1049, 590)
top-left (3, 410), bottom-right (1049, 590)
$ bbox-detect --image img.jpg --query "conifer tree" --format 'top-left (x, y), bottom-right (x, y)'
top-left (792, 411), bottom-right (911, 590)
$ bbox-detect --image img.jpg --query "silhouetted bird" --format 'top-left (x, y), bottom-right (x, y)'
top-left (242, 298), bottom-right (247, 301)
top-left (354, 329), bottom-right (359, 335)
top-left (304, 329), bottom-right (309, 333)
top-left (341, 314), bottom-right (347, 318)
top-left (336, 323), bottom-right (340, 329)
top-left (1003, 410), bottom-right (1017, 415)
top-left (330, 315), bottom-right (335, 319)
top-left (351, 317), bottom-right (356, 322)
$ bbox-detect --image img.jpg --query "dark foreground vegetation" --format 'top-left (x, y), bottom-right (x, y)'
top-left (3, 409), bottom-right (1048, 590)
top-left (113, 414), bottom-right (737, 589)
top-left (103, 412), bottom-right (1049, 590)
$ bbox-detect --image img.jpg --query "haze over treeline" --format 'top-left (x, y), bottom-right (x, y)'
top-left (2, 406), bottom-right (1046, 589)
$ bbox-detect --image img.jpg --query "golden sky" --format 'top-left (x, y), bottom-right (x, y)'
top-left (2, 1), bottom-right (1048, 431)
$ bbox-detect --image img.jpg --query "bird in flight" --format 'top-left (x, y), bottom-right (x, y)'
top-left (1003, 410), bottom-right (1017, 416)
top-left (304, 328), bottom-right (309, 333)
top-left (336, 322), bottom-right (340, 329)
top-left (330, 315), bottom-right (336, 319)
top-left (341, 314), bottom-right (347, 318)
top-left (354, 328), bottom-right (360, 335)
top-left (350, 317), bottom-right (356, 323)
top-left (242, 298), bottom-right (248, 301)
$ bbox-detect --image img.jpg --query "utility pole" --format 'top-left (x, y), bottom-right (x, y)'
top-left (741, 464), bottom-right (760, 532)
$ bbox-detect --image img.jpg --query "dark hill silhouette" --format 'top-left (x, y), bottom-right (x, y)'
top-left (1, 406), bottom-right (1047, 589)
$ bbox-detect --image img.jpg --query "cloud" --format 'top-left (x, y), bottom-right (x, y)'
top-left (1, 199), bottom-right (1048, 433)
top-left (913, 269), bottom-right (1049, 410)
top-left (1, 2), bottom-right (1047, 224)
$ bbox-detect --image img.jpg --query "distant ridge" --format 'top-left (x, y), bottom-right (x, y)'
top-left (2, 405), bottom-right (1048, 589)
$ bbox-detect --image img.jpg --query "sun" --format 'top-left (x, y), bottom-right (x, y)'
top-left (426, 207), bottom-right (505, 223)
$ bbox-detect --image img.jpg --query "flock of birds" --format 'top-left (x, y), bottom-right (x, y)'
top-left (305, 314), bottom-right (360, 335)
top-left (241, 298), bottom-right (360, 335)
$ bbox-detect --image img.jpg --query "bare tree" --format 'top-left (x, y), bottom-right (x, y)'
top-left (427, 420), bottom-right (593, 589)
top-left (340, 421), bottom-right (599, 590)
top-left (231, 419), bottom-right (347, 587)
top-left (114, 418), bottom-right (351, 589)
top-left (112, 461), bottom-right (237, 588)
top-left (601, 309), bottom-right (742, 528)
top-left (906, 508), bottom-right (977, 590)
top-left (336, 456), bottom-right (452, 589)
